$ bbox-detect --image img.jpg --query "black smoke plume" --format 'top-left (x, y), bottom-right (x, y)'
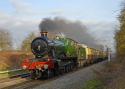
top-left (39, 17), bottom-right (101, 49)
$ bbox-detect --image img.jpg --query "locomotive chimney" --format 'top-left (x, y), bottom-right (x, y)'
top-left (40, 31), bottom-right (48, 37)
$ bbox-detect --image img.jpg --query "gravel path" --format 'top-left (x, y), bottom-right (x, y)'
top-left (34, 61), bottom-right (107, 89)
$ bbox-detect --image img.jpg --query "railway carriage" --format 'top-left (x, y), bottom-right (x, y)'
top-left (77, 44), bottom-right (87, 67)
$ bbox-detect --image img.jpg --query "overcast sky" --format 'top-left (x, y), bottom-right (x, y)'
top-left (0, 0), bottom-right (122, 51)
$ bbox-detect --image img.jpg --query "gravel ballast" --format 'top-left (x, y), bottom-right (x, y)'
top-left (34, 61), bottom-right (107, 89)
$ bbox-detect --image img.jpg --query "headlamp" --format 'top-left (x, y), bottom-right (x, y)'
top-left (23, 65), bottom-right (27, 69)
top-left (44, 64), bottom-right (48, 69)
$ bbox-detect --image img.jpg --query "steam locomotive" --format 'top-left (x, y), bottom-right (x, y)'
top-left (22, 32), bottom-right (108, 79)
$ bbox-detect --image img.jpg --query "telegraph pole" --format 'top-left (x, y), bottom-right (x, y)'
top-left (107, 47), bottom-right (111, 62)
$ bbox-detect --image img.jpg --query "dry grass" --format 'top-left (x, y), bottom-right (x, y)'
top-left (93, 58), bottom-right (125, 89)
top-left (0, 51), bottom-right (33, 71)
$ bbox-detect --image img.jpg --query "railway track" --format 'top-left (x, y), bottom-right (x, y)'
top-left (0, 77), bottom-right (29, 89)
top-left (0, 73), bottom-right (30, 81)
top-left (0, 73), bottom-right (31, 89)
top-left (1, 68), bottom-right (77, 89)
top-left (1, 60), bottom-right (107, 89)
top-left (5, 69), bottom-right (78, 89)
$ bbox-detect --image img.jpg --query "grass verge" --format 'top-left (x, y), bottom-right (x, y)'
top-left (0, 69), bottom-right (28, 79)
top-left (83, 79), bottom-right (103, 89)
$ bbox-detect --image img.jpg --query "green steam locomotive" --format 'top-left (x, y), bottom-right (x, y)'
top-left (22, 32), bottom-right (108, 79)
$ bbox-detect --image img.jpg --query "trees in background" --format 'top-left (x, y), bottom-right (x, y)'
top-left (115, 4), bottom-right (125, 58)
top-left (0, 29), bottom-right (12, 51)
top-left (21, 32), bottom-right (36, 51)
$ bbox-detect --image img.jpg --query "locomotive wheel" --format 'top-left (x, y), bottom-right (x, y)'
top-left (68, 65), bottom-right (71, 72)
top-left (37, 70), bottom-right (43, 79)
top-left (64, 66), bottom-right (67, 73)
top-left (54, 68), bottom-right (60, 76)
top-left (31, 70), bottom-right (45, 79)
top-left (66, 65), bottom-right (69, 72)
top-left (30, 70), bottom-right (37, 80)
top-left (83, 62), bottom-right (88, 67)
top-left (70, 65), bottom-right (72, 71)
top-left (49, 70), bottom-right (54, 78)
top-left (47, 70), bottom-right (51, 79)
top-left (42, 69), bottom-right (54, 79)
top-left (65, 65), bottom-right (69, 73)
top-left (59, 66), bottom-right (64, 74)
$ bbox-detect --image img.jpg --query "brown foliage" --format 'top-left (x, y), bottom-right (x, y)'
top-left (21, 32), bottom-right (36, 52)
top-left (115, 5), bottom-right (125, 58)
top-left (94, 59), bottom-right (125, 89)
top-left (0, 51), bottom-right (33, 71)
top-left (0, 29), bottom-right (12, 51)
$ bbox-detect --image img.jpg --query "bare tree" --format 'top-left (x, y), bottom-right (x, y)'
top-left (21, 32), bottom-right (36, 52)
top-left (0, 29), bottom-right (12, 51)
top-left (115, 2), bottom-right (125, 58)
